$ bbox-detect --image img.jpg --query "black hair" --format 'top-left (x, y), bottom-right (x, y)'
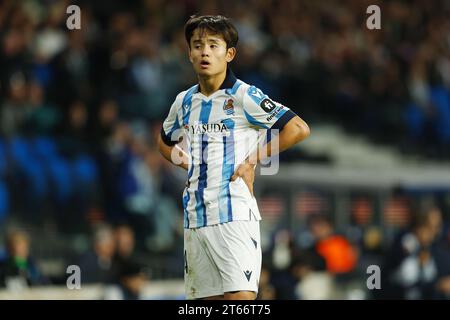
top-left (184, 15), bottom-right (238, 49)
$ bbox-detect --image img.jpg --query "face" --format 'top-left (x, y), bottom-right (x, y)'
top-left (416, 225), bottom-right (434, 247)
top-left (122, 274), bottom-right (147, 294)
top-left (188, 29), bottom-right (235, 77)
top-left (115, 226), bottom-right (135, 257)
top-left (310, 221), bottom-right (332, 240)
top-left (10, 236), bottom-right (29, 259)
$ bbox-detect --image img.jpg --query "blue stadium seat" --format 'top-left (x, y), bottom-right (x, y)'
top-left (73, 155), bottom-right (98, 186)
top-left (404, 102), bottom-right (424, 140)
top-left (33, 136), bottom-right (59, 161)
top-left (47, 158), bottom-right (73, 203)
top-left (9, 136), bottom-right (29, 164)
top-left (30, 136), bottom-right (76, 203)
top-left (430, 86), bottom-right (450, 143)
top-left (0, 180), bottom-right (9, 221)
top-left (9, 137), bottom-right (48, 199)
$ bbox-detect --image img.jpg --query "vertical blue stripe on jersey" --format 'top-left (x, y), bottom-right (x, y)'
top-left (183, 191), bottom-right (190, 228)
top-left (195, 99), bottom-right (212, 227)
top-left (181, 85), bottom-right (196, 228)
top-left (185, 141), bottom-right (194, 229)
top-left (219, 119), bottom-right (235, 223)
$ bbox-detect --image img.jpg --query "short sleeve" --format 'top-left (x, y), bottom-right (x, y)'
top-left (160, 98), bottom-right (182, 146)
top-left (243, 85), bottom-right (296, 130)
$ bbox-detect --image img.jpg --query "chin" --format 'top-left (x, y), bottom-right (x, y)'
top-left (197, 69), bottom-right (215, 77)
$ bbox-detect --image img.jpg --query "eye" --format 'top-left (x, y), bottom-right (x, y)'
top-left (210, 44), bottom-right (217, 49)
top-left (194, 45), bottom-right (201, 49)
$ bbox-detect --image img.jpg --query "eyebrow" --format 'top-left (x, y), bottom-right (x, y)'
top-left (192, 38), bottom-right (221, 44)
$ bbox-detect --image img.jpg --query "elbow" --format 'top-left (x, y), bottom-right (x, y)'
top-left (293, 118), bottom-right (310, 143)
top-left (299, 122), bottom-right (310, 141)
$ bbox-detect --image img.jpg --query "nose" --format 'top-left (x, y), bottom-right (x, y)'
top-left (201, 46), bottom-right (210, 57)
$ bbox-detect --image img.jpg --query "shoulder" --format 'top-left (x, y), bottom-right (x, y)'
top-left (237, 82), bottom-right (270, 107)
top-left (235, 81), bottom-right (265, 99)
top-left (231, 80), bottom-right (256, 103)
top-left (171, 90), bottom-right (186, 107)
top-left (234, 80), bottom-right (251, 94)
top-left (171, 85), bottom-right (199, 108)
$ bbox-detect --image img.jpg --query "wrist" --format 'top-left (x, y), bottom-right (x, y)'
top-left (243, 158), bottom-right (257, 170)
top-left (245, 153), bottom-right (259, 166)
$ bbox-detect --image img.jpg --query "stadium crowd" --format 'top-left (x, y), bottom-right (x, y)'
top-left (0, 0), bottom-right (449, 299)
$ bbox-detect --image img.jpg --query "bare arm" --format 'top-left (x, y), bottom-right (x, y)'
top-left (252, 115), bottom-right (310, 163)
top-left (231, 115), bottom-right (310, 194)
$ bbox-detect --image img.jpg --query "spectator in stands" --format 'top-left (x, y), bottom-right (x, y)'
top-left (114, 224), bottom-right (136, 262)
top-left (383, 211), bottom-right (440, 299)
top-left (58, 100), bottom-right (91, 158)
top-left (112, 223), bottom-right (147, 281)
top-left (290, 251), bottom-right (339, 300)
top-left (103, 260), bottom-right (148, 300)
top-left (306, 214), bottom-right (358, 275)
top-left (116, 130), bottom-right (157, 248)
top-left (267, 229), bottom-right (298, 299)
top-left (77, 223), bottom-right (117, 284)
top-left (94, 99), bottom-right (120, 148)
top-left (424, 206), bottom-right (450, 299)
top-left (0, 73), bottom-right (30, 137)
top-left (22, 81), bottom-right (60, 136)
top-left (257, 265), bottom-right (276, 300)
top-left (0, 229), bottom-right (48, 289)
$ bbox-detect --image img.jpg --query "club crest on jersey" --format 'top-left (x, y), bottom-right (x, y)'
top-left (223, 99), bottom-right (235, 115)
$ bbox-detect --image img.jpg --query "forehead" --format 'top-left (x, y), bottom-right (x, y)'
top-left (191, 28), bottom-right (225, 43)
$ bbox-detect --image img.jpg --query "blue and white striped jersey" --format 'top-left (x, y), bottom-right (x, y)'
top-left (161, 69), bottom-right (296, 229)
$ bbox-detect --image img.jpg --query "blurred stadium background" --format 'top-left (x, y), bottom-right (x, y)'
top-left (0, 0), bottom-right (449, 299)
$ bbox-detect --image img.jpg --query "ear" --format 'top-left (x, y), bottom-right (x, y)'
top-left (226, 47), bottom-right (236, 63)
top-left (188, 46), bottom-right (194, 63)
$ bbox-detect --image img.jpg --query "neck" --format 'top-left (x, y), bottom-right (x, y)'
top-left (198, 68), bottom-right (227, 96)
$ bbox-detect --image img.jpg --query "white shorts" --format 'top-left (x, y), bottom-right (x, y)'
top-left (184, 220), bottom-right (262, 299)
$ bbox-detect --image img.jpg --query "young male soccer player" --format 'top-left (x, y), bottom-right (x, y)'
top-left (158, 15), bottom-right (310, 300)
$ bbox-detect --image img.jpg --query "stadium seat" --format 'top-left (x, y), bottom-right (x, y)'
top-left (9, 136), bottom-right (29, 164)
top-left (29, 136), bottom-right (75, 203)
top-left (32, 63), bottom-right (52, 88)
top-left (73, 155), bottom-right (98, 186)
top-left (430, 86), bottom-right (450, 143)
top-left (404, 102), bottom-right (424, 140)
top-left (9, 137), bottom-right (48, 199)
top-left (47, 157), bottom-right (74, 203)
top-left (33, 136), bottom-right (59, 161)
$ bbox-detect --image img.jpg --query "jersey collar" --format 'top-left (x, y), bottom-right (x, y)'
top-left (195, 68), bottom-right (237, 94)
top-left (219, 68), bottom-right (237, 90)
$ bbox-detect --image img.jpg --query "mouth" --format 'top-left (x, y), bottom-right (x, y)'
top-left (200, 61), bottom-right (210, 68)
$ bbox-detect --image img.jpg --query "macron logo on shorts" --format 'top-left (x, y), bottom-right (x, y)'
top-left (244, 270), bottom-right (252, 281)
top-left (251, 237), bottom-right (257, 249)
